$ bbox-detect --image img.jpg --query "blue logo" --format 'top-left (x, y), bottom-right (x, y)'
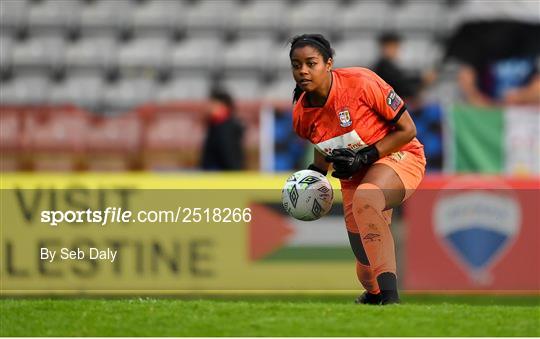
top-left (434, 188), bottom-right (520, 285)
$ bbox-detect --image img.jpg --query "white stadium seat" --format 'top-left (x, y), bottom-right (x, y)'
top-left (223, 36), bottom-right (274, 71)
top-left (268, 40), bottom-right (293, 73)
top-left (0, 0), bottom-right (29, 30)
top-left (156, 73), bottom-right (210, 101)
top-left (399, 37), bottom-right (442, 71)
top-left (285, 1), bottom-right (338, 34)
top-left (335, 1), bottom-right (391, 32)
top-left (11, 34), bottom-right (65, 69)
top-left (263, 72), bottom-right (295, 102)
top-left (0, 72), bottom-right (50, 104)
top-left (332, 37), bottom-right (378, 69)
top-left (236, 0), bottom-right (287, 32)
top-left (390, 1), bottom-right (444, 32)
top-left (79, 0), bottom-right (132, 31)
top-left (221, 75), bottom-right (261, 101)
top-left (64, 34), bottom-right (117, 70)
top-left (48, 72), bottom-right (104, 108)
top-left (0, 34), bottom-right (13, 70)
top-left (1, 0), bottom-right (459, 109)
top-left (27, 0), bottom-right (81, 30)
top-left (185, 0), bottom-right (240, 33)
top-left (170, 34), bottom-right (223, 71)
top-left (130, 0), bottom-right (186, 32)
top-left (117, 35), bottom-right (171, 70)
top-left (103, 76), bottom-right (157, 109)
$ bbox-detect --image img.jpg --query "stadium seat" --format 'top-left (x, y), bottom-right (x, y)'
top-left (285, 1), bottom-right (338, 34)
top-left (27, 0), bottom-right (81, 32)
top-left (267, 40), bottom-right (292, 73)
top-left (63, 34), bottom-right (117, 70)
top-left (263, 72), bottom-right (295, 102)
top-left (390, 1), bottom-right (443, 32)
top-left (170, 34), bottom-right (223, 71)
top-left (235, 0), bottom-right (287, 32)
top-left (0, 72), bottom-right (50, 104)
top-left (0, 0), bottom-right (29, 31)
top-left (221, 75), bottom-right (262, 101)
top-left (332, 37), bottom-right (378, 69)
top-left (399, 36), bottom-right (442, 71)
top-left (103, 75), bottom-right (157, 110)
top-left (117, 34), bottom-right (171, 70)
top-left (156, 73), bottom-right (210, 102)
top-left (334, 1), bottom-right (391, 32)
top-left (0, 0), bottom-right (462, 173)
top-left (79, 0), bottom-right (132, 32)
top-left (11, 34), bottom-right (65, 69)
top-left (48, 72), bottom-right (105, 109)
top-left (0, 33), bottom-right (13, 71)
top-left (130, 0), bottom-right (186, 32)
top-left (443, 2), bottom-right (467, 33)
top-left (185, 0), bottom-right (240, 33)
top-left (222, 36), bottom-right (274, 72)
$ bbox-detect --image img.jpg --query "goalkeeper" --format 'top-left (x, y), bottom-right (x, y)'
top-left (289, 34), bottom-right (426, 305)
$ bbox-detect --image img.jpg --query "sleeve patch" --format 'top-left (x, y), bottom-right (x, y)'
top-left (386, 90), bottom-right (402, 111)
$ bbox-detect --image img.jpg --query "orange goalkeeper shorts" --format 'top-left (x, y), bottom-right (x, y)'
top-left (341, 150), bottom-right (426, 233)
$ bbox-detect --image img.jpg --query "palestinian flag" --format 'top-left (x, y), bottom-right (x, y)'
top-left (248, 203), bottom-right (354, 262)
top-left (447, 104), bottom-right (540, 175)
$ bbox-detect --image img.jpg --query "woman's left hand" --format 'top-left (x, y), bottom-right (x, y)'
top-left (325, 146), bottom-right (379, 179)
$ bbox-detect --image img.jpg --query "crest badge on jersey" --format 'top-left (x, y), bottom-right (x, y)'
top-left (337, 108), bottom-right (352, 127)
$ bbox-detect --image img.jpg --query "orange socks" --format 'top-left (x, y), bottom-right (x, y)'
top-left (356, 261), bottom-right (380, 294)
top-left (352, 183), bottom-right (397, 279)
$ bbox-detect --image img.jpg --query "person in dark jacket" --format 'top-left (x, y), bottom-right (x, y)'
top-left (372, 32), bottom-right (436, 107)
top-left (200, 87), bottom-right (245, 170)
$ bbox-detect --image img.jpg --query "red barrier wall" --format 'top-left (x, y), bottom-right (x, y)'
top-left (404, 175), bottom-right (540, 291)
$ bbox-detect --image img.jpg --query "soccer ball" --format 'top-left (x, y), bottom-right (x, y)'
top-left (281, 169), bottom-right (334, 221)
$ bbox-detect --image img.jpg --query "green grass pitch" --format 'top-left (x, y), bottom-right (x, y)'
top-left (1, 294), bottom-right (539, 336)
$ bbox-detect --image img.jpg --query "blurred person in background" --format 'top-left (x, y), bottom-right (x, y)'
top-left (372, 32), bottom-right (437, 110)
top-left (446, 0), bottom-right (540, 107)
top-left (289, 34), bottom-right (425, 305)
top-left (200, 87), bottom-right (245, 171)
top-left (372, 32), bottom-right (442, 171)
top-left (273, 107), bottom-right (307, 171)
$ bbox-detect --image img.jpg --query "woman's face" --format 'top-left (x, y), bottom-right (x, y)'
top-left (290, 45), bottom-right (332, 93)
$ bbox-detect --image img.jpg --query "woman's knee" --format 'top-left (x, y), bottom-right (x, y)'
top-left (361, 164), bottom-right (406, 209)
top-left (353, 183), bottom-right (386, 213)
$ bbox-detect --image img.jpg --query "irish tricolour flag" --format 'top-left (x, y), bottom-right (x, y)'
top-left (448, 104), bottom-right (539, 175)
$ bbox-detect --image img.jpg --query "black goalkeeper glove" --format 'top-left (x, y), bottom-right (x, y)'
top-left (325, 145), bottom-right (380, 179)
top-left (307, 163), bottom-right (328, 176)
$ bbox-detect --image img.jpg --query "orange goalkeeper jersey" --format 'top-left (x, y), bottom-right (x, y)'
top-left (293, 67), bottom-right (424, 158)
